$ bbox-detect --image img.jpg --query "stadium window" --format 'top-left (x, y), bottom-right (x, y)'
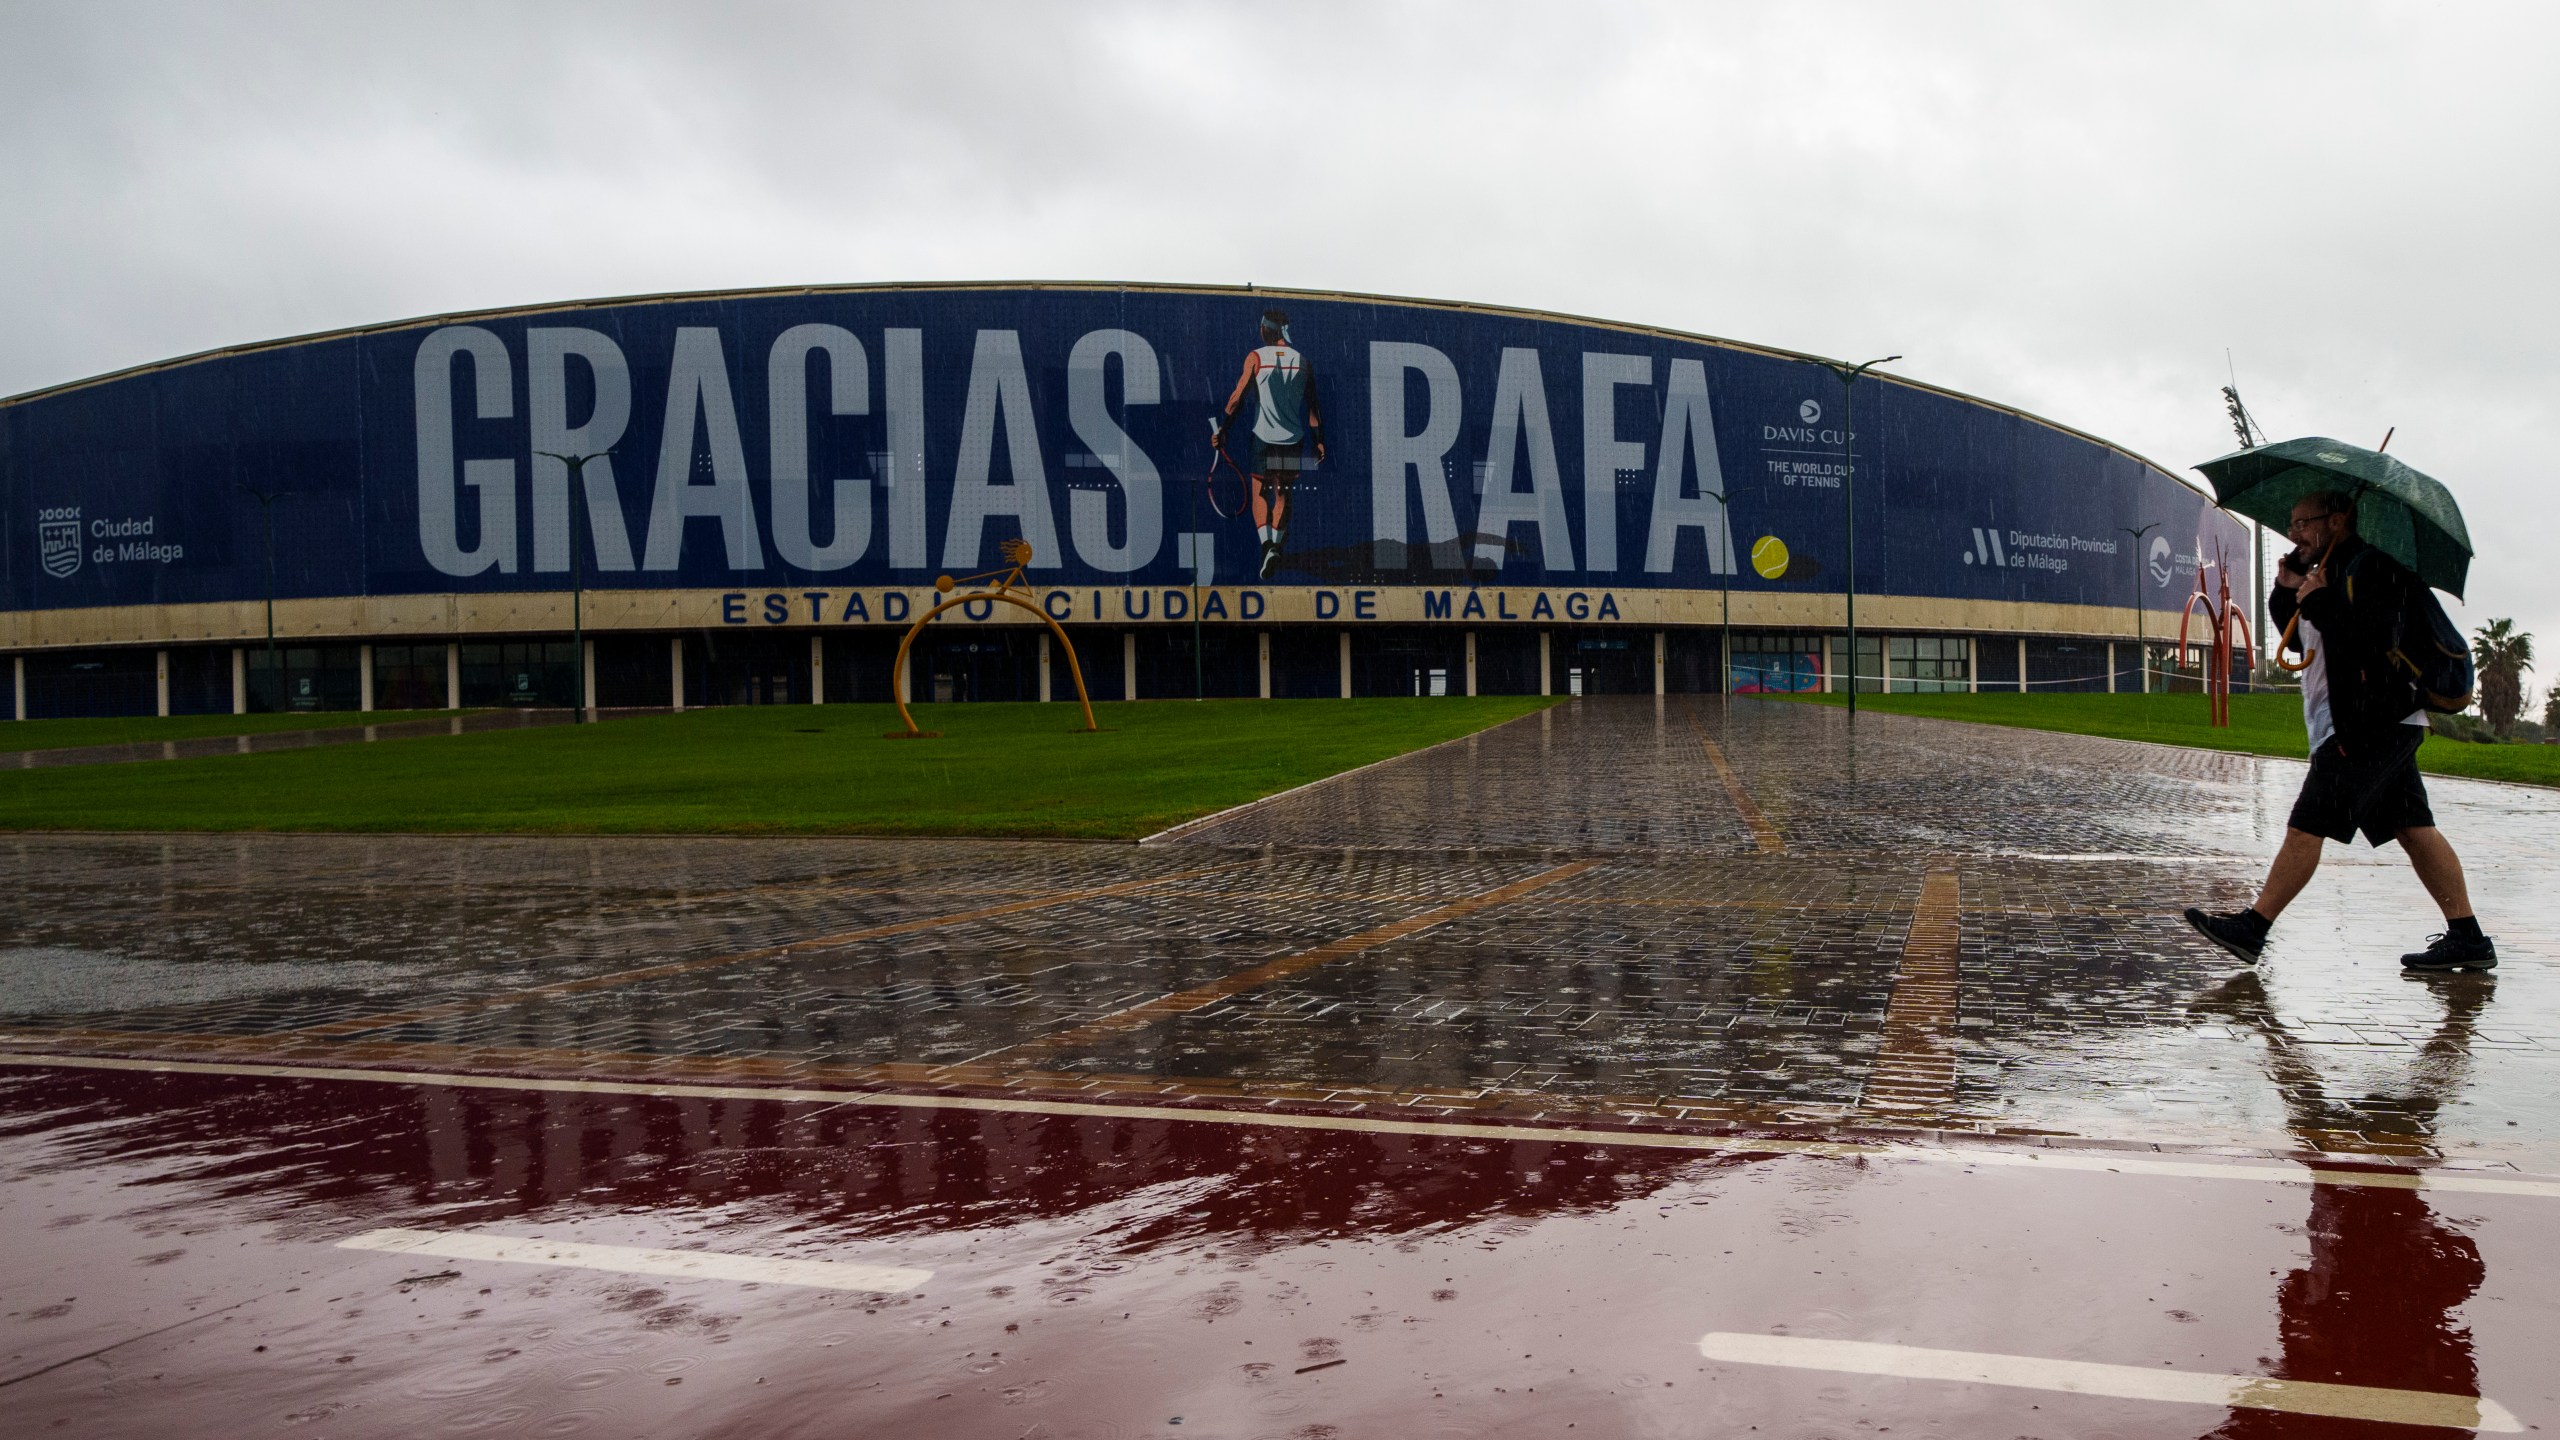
top-left (1886, 635), bottom-right (1971, 693)
top-left (1730, 632), bottom-right (1823, 694)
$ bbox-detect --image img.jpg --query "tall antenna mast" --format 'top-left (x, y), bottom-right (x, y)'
top-left (2221, 350), bottom-right (2264, 449)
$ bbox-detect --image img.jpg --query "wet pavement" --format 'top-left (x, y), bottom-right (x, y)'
top-left (3, 697), bottom-right (2556, 1436)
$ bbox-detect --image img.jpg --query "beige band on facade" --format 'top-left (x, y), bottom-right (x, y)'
top-left (3, 584), bottom-right (2164, 652)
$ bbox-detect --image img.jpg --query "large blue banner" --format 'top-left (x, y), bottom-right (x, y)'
top-left (2, 285), bottom-right (2244, 617)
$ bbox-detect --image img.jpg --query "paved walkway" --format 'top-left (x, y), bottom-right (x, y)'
top-left (6, 697), bottom-right (2557, 1437)
top-left (4, 696), bottom-right (2552, 1161)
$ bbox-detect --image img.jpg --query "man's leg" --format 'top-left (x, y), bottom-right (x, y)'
top-left (2187, 826), bottom-right (2324, 963)
top-left (1250, 477), bottom-right (1280, 578)
top-left (2252, 827), bottom-right (2328, 921)
top-left (2397, 824), bottom-right (2494, 970)
top-left (2397, 825), bottom-right (2474, 922)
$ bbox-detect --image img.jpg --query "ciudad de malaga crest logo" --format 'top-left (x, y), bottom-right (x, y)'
top-left (38, 507), bottom-right (82, 579)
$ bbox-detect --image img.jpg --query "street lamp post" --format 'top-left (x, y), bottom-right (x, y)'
top-left (1189, 465), bottom-right (1204, 701)
top-left (240, 485), bottom-right (283, 712)
top-left (537, 451), bottom-right (611, 721)
top-left (2122, 522), bottom-right (2160, 695)
top-left (1817, 356), bottom-right (1900, 716)
top-left (1702, 489), bottom-right (1734, 694)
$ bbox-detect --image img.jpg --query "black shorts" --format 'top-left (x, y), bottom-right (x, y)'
top-left (2288, 724), bottom-right (2434, 847)
top-left (1251, 438), bottom-right (1309, 476)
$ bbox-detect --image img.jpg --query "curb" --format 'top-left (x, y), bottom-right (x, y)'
top-left (1138, 699), bottom-right (1566, 845)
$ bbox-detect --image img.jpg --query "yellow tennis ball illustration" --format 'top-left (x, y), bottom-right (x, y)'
top-left (1750, 535), bottom-right (1790, 580)
top-left (934, 574), bottom-right (956, 594)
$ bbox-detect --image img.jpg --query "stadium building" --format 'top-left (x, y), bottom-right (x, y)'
top-left (2, 283), bottom-right (2246, 719)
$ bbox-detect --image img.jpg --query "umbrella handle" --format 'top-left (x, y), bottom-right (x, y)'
top-left (2272, 539), bottom-right (2334, 674)
top-left (2274, 611), bottom-right (2315, 672)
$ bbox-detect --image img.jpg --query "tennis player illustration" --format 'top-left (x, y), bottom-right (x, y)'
top-left (1212, 309), bottom-right (1326, 579)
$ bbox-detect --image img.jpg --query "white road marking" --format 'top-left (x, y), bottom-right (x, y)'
top-left (1698, 1333), bottom-right (2523, 1432)
top-left (338, 1227), bottom-right (930, 1293)
top-left (1927, 1144), bottom-right (2560, 1199)
top-left (7, 1050), bottom-right (2559, 1199)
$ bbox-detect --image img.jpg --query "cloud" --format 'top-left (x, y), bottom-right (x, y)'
top-left (4, 0), bottom-right (2555, 661)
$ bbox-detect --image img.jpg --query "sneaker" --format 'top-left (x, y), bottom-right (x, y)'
top-left (2400, 930), bottom-right (2497, 973)
top-left (1258, 541), bottom-right (1281, 580)
top-left (2184, 907), bottom-right (2267, 963)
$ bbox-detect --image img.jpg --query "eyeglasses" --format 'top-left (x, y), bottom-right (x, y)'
top-left (2287, 511), bottom-right (2340, 532)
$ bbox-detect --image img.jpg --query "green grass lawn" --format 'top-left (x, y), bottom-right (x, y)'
top-left (0, 710), bottom-right (469, 753)
top-left (0, 697), bottom-right (1557, 839)
top-left (1779, 691), bottom-right (2560, 787)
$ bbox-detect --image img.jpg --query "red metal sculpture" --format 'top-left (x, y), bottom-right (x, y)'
top-left (2176, 540), bottom-right (2256, 728)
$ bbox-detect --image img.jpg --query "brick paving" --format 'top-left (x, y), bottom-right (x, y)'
top-left (3, 696), bottom-right (2557, 1166)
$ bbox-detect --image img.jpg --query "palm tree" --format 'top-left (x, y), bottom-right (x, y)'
top-left (2471, 618), bottom-right (2534, 738)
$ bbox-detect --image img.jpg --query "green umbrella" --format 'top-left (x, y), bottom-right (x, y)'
top-left (2194, 436), bottom-right (2473, 598)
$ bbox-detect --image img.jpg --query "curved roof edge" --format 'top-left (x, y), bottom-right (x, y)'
top-left (0, 278), bottom-right (2214, 502)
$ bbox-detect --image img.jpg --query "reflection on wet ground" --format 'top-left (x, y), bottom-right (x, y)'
top-left (2200, 971), bottom-right (2499, 1439)
top-left (2, 696), bottom-right (2556, 1435)
top-left (2, 707), bottom-right (640, 770)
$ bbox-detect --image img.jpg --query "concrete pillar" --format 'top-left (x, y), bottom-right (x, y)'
top-left (1968, 638), bottom-right (1981, 693)
top-left (809, 634), bottom-right (824, 706)
top-left (1257, 631), bottom-right (1272, 699)
top-left (1038, 632), bottom-right (1052, 702)
top-left (585, 639), bottom-right (600, 711)
top-left (1464, 631), bottom-right (1478, 697)
top-left (1122, 632), bottom-right (1138, 701)
top-left (357, 644), bottom-right (374, 712)
top-left (232, 648), bottom-right (248, 715)
top-left (445, 643), bottom-right (462, 711)
top-left (2105, 641), bottom-right (2118, 694)
top-left (1337, 632), bottom-right (1352, 698)
top-left (2017, 636), bottom-right (2029, 694)
top-left (1652, 631), bottom-right (1666, 696)
top-left (156, 649), bottom-right (171, 716)
top-left (670, 635), bottom-right (686, 710)
top-left (1538, 631), bottom-right (1552, 696)
top-left (12, 655), bottom-right (25, 721)
top-left (1719, 628), bottom-right (1731, 694)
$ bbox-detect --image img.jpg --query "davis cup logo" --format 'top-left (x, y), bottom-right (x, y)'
top-left (38, 507), bottom-right (82, 579)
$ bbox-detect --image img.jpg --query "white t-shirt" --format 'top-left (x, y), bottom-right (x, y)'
top-left (2297, 615), bottom-right (2425, 754)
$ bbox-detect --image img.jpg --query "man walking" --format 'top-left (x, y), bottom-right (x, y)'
top-left (1214, 308), bottom-right (1325, 580)
top-left (2184, 492), bottom-right (2496, 972)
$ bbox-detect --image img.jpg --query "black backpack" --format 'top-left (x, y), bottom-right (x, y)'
top-left (2388, 584), bottom-right (2476, 715)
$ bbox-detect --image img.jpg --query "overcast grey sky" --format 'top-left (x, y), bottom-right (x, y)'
top-left (6, 1), bottom-right (2554, 697)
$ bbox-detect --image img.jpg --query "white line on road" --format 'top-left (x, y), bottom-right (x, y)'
top-left (1923, 1144), bottom-right (2560, 1199)
top-left (338, 1227), bottom-right (930, 1293)
top-left (8, 1051), bottom-right (2560, 1199)
top-left (1697, 1332), bottom-right (2522, 1432)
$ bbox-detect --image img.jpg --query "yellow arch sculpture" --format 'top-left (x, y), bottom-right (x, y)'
top-left (888, 538), bottom-right (1099, 738)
